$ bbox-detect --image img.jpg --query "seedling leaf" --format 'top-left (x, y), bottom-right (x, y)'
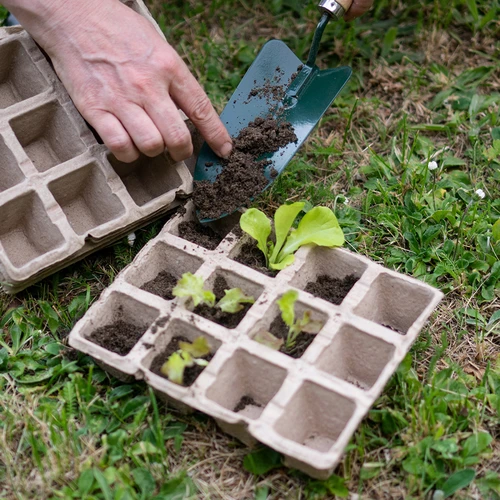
top-left (269, 202), bottom-right (304, 264)
top-left (240, 209), bottom-right (272, 266)
top-left (298, 311), bottom-right (323, 334)
top-left (217, 288), bottom-right (255, 313)
top-left (277, 290), bottom-right (298, 327)
top-left (269, 254), bottom-right (295, 270)
top-left (172, 273), bottom-right (216, 307)
top-left (178, 336), bottom-right (211, 358)
top-left (253, 330), bottom-right (284, 350)
top-left (161, 352), bottom-right (193, 385)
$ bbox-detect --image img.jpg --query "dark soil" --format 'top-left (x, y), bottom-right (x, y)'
top-left (88, 319), bottom-right (147, 356)
top-left (193, 116), bottom-right (297, 220)
top-left (232, 242), bottom-right (278, 277)
top-left (178, 220), bottom-right (222, 250)
top-left (270, 316), bottom-right (316, 359)
top-left (234, 395), bottom-right (262, 413)
top-left (381, 323), bottom-right (405, 334)
top-left (151, 315), bottom-right (170, 334)
top-left (141, 271), bottom-right (177, 300)
top-left (150, 335), bottom-right (213, 386)
top-left (193, 276), bottom-right (251, 329)
top-left (304, 274), bottom-right (359, 305)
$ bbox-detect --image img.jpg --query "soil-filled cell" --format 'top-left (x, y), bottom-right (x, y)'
top-left (0, 40), bottom-right (49, 109)
top-left (192, 269), bottom-right (264, 329)
top-left (315, 325), bottom-right (396, 390)
top-left (353, 273), bottom-right (436, 334)
top-left (142, 319), bottom-right (222, 387)
top-left (206, 349), bottom-right (287, 419)
top-left (0, 135), bottom-right (24, 193)
top-left (10, 101), bottom-right (86, 172)
top-left (275, 381), bottom-right (356, 452)
top-left (124, 242), bottom-right (204, 300)
top-left (49, 162), bottom-right (125, 236)
top-left (229, 240), bottom-right (278, 277)
top-left (0, 191), bottom-right (64, 268)
top-left (85, 292), bottom-right (158, 356)
top-left (108, 153), bottom-right (182, 207)
top-left (290, 248), bottom-right (367, 305)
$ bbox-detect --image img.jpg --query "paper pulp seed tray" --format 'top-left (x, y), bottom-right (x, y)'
top-left (69, 201), bottom-right (443, 479)
top-left (0, 0), bottom-right (196, 294)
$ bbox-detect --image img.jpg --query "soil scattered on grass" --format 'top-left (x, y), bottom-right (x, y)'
top-left (232, 242), bottom-right (278, 277)
top-left (178, 220), bottom-right (222, 250)
top-left (305, 274), bottom-right (359, 305)
top-left (141, 271), bottom-right (177, 300)
top-left (88, 319), bottom-right (147, 356)
top-left (234, 395), bottom-right (262, 413)
top-left (193, 116), bottom-right (297, 220)
top-left (269, 316), bottom-right (317, 359)
top-left (193, 276), bottom-right (251, 329)
top-left (150, 335), bottom-right (213, 386)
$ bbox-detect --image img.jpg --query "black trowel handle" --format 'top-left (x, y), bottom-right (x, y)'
top-left (318, 0), bottom-right (353, 20)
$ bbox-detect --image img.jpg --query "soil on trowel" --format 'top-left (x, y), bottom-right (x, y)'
top-left (193, 116), bottom-right (297, 220)
top-left (150, 335), bottom-right (213, 386)
top-left (305, 274), bottom-right (359, 305)
top-left (269, 315), bottom-right (317, 359)
top-left (232, 242), bottom-right (278, 277)
top-left (141, 271), bottom-right (177, 300)
top-left (88, 317), bottom-right (148, 356)
top-left (178, 220), bottom-right (223, 250)
top-left (193, 276), bottom-right (251, 329)
top-left (234, 395), bottom-right (262, 413)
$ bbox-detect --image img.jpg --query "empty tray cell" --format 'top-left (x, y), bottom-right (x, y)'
top-left (143, 319), bottom-right (222, 387)
top-left (315, 324), bottom-right (396, 390)
top-left (10, 101), bottom-right (86, 172)
top-left (108, 153), bottom-right (182, 206)
top-left (85, 291), bottom-right (158, 356)
top-left (126, 242), bottom-right (203, 300)
top-left (206, 349), bottom-right (287, 419)
top-left (353, 273), bottom-right (436, 334)
top-left (290, 248), bottom-right (367, 305)
top-left (0, 40), bottom-right (49, 109)
top-left (192, 269), bottom-right (264, 329)
top-left (48, 162), bottom-right (125, 236)
top-left (0, 135), bottom-right (24, 193)
top-left (275, 381), bottom-right (356, 453)
top-left (0, 191), bottom-right (64, 268)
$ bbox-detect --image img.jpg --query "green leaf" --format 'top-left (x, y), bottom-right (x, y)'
top-left (298, 311), bottom-right (323, 334)
top-left (240, 208), bottom-right (272, 266)
top-left (93, 468), bottom-right (113, 500)
top-left (269, 202), bottom-right (304, 264)
top-left (277, 290), bottom-right (298, 328)
top-left (269, 254), bottom-right (295, 270)
top-left (156, 473), bottom-right (197, 499)
top-left (178, 336), bottom-right (211, 358)
top-left (488, 310), bottom-right (500, 326)
top-left (160, 352), bottom-right (193, 385)
top-left (243, 447), bottom-right (282, 475)
top-left (277, 207), bottom-right (344, 261)
top-left (132, 468), bottom-right (156, 497)
top-left (217, 288), bottom-right (255, 313)
top-left (492, 220), bottom-right (500, 242)
top-left (77, 469), bottom-right (94, 495)
top-left (441, 469), bottom-right (475, 497)
top-left (254, 486), bottom-right (270, 500)
top-left (461, 432), bottom-right (493, 457)
top-left (253, 330), bottom-right (284, 351)
top-left (172, 273), bottom-right (215, 308)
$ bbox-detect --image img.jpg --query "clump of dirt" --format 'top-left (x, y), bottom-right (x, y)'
top-left (88, 319), bottom-right (147, 356)
top-left (304, 274), bottom-right (359, 305)
top-left (141, 271), bottom-right (177, 300)
top-left (178, 220), bottom-right (222, 250)
top-left (193, 275), bottom-right (252, 329)
top-left (269, 316), bottom-right (317, 359)
top-left (193, 116), bottom-right (297, 220)
top-left (234, 395), bottom-right (262, 413)
top-left (150, 335), bottom-right (213, 386)
top-left (232, 242), bottom-right (277, 277)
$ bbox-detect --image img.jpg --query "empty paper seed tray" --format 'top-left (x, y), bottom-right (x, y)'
top-left (0, 0), bottom-right (195, 294)
top-left (69, 201), bottom-right (443, 479)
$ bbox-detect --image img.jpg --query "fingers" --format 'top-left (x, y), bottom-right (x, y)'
top-left (344, 0), bottom-right (374, 20)
top-left (170, 61), bottom-right (233, 159)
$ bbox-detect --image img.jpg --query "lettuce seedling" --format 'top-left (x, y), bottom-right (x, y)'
top-left (173, 273), bottom-right (255, 312)
top-left (239, 202), bottom-right (344, 271)
top-left (161, 336), bottom-right (210, 385)
top-left (255, 290), bottom-right (323, 351)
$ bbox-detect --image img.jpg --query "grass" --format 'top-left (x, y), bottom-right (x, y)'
top-left (1, 0), bottom-right (499, 498)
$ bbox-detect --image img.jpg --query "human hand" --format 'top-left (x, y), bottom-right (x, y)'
top-left (344, 0), bottom-right (374, 21)
top-left (5, 0), bottom-right (232, 163)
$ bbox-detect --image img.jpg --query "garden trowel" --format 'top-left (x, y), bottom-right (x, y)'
top-left (194, 0), bottom-right (353, 222)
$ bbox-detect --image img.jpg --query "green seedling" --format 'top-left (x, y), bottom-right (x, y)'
top-left (239, 202), bottom-right (344, 271)
top-left (161, 336), bottom-right (211, 385)
top-left (254, 290), bottom-right (323, 351)
top-left (172, 273), bottom-right (255, 312)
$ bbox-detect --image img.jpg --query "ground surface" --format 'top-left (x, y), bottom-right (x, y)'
top-left (0, 1), bottom-right (499, 499)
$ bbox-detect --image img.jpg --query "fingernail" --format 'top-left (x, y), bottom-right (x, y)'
top-left (219, 141), bottom-right (233, 159)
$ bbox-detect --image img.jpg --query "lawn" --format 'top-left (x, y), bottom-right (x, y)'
top-left (1, 0), bottom-right (499, 498)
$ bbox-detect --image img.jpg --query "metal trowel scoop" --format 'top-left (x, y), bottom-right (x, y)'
top-left (194, 0), bottom-right (353, 222)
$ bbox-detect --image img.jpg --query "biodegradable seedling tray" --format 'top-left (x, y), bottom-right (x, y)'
top-left (0, 0), bottom-right (196, 294)
top-left (69, 201), bottom-right (443, 479)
